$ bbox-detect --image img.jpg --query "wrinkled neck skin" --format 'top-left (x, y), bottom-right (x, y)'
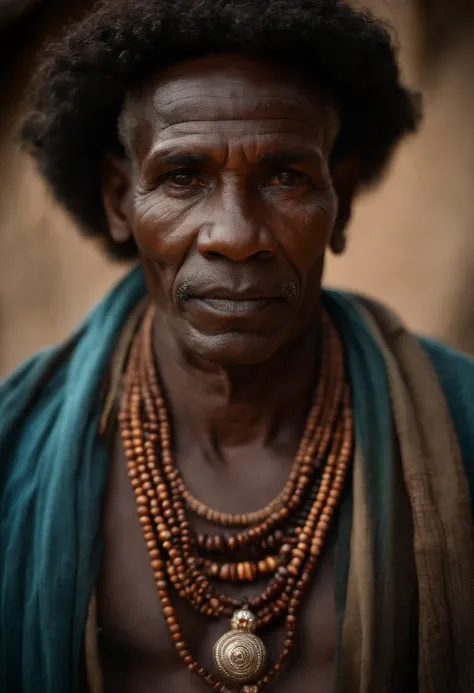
top-left (152, 305), bottom-right (321, 458)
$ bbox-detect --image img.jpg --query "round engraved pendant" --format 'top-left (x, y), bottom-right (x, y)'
top-left (213, 609), bottom-right (267, 683)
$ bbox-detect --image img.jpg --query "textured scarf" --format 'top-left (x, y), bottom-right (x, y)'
top-left (328, 293), bottom-right (474, 693)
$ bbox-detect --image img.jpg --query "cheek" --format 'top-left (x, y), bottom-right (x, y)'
top-left (132, 190), bottom-right (197, 265)
top-left (274, 192), bottom-right (338, 273)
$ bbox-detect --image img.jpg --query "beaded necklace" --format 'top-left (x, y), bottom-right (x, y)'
top-left (119, 305), bottom-right (353, 692)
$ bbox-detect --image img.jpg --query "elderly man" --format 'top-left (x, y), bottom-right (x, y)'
top-left (2, 1), bottom-right (474, 692)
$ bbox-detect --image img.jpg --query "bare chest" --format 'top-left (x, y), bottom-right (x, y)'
top-left (96, 442), bottom-right (337, 693)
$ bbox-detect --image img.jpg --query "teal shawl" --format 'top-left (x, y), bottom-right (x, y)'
top-left (2, 267), bottom-right (474, 692)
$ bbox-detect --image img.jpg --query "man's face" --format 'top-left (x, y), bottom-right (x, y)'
top-left (104, 55), bottom-right (345, 366)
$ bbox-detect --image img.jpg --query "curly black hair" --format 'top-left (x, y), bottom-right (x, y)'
top-left (21, 0), bottom-right (421, 259)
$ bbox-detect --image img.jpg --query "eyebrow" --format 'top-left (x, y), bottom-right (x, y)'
top-left (150, 150), bottom-right (213, 167)
top-left (148, 147), bottom-right (321, 168)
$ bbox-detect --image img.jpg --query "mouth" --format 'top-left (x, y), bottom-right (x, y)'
top-left (198, 297), bottom-right (280, 314)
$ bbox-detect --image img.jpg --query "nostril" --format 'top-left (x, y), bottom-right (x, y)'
top-left (258, 250), bottom-right (272, 260)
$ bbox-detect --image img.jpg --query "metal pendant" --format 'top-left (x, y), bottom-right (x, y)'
top-left (213, 609), bottom-right (267, 684)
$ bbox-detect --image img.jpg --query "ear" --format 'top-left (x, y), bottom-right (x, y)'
top-left (101, 154), bottom-right (134, 243)
top-left (329, 152), bottom-right (360, 255)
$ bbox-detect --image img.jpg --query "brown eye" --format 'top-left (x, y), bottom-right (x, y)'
top-left (166, 170), bottom-right (198, 187)
top-left (268, 170), bottom-right (310, 188)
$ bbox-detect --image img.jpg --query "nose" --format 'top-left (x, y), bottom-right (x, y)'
top-left (197, 187), bottom-right (275, 262)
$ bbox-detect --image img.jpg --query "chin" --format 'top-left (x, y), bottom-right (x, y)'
top-left (184, 328), bottom-right (286, 366)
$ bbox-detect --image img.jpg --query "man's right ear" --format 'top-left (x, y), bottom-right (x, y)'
top-left (101, 154), bottom-right (134, 243)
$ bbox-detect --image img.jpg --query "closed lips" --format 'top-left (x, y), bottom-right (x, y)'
top-left (199, 297), bottom-right (278, 313)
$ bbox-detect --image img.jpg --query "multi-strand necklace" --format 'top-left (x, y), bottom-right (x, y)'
top-left (119, 304), bottom-right (353, 692)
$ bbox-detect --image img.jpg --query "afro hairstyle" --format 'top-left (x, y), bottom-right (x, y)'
top-left (21, 0), bottom-right (421, 259)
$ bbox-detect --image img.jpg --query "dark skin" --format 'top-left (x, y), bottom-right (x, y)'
top-left (98, 54), bottom-right (358, 692)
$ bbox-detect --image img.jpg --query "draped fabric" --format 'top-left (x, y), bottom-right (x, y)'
top-left (0, 267), bottom-right (146, 693)
top-left (327, 294), bottom-right (474, 693)
top-left (2, 268), bottom-right (474, 692)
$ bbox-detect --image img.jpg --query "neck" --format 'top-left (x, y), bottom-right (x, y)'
top-left (152, 312), bottom-right (321, 456)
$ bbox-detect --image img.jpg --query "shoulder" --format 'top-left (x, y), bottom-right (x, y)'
top-left (0, 347), bottom-right (63, 416)
top-left (419, 337), bottom-right (474, 502)
top-left (419, 337), bottom-right (474, 420)
top-left (0, 341), bottom-right (77, 468)
top-left (0, 267), bottom-right (147, 421)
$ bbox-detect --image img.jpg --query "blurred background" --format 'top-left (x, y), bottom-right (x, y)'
top-left (1, 0), bottom-right (474, 376)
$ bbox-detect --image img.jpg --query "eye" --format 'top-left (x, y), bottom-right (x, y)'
top-left (162, 169), bottom-right (203, 188)
top-left (266, 169), bottom-right (311, 188)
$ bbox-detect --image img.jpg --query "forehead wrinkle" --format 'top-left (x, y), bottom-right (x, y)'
top-left (149, 100), bottom-right (338, 159)
top-left (122, 55), bottom-right (342, 161)
top-left (147, 126), bottom-right (331, 166)
top-left (124, 111), bottom-right (336, 164)
top-left (153, 95), bottom-right (322, 126)
top-left (147, 134), bottom-right (326, 167)
top-left (151, 75), bottom-right (318, 103)
top-left (150, 75), bottom-right (328, 123)
top-left (150, 126), bottom-right (326, 145)
top-left (154, 91), bottom-right (318, 111)
top-left (153, 119), bottom-right (314, 143)
top-left (127, 79), bottom-right (340, 162)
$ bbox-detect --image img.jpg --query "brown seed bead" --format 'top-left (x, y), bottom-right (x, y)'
top-left (213, 535), bottom-right (223, 550)
top-left (287, 562), bottom-right (300, 577)
top-left (265, 556), bottom-right (278, 572)
top-left (243, 562), bottom-right (256, 581)
top-left (220, 564), bottom-right (230, 581)
top-left (209, 563), bottom-right (220, 577)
